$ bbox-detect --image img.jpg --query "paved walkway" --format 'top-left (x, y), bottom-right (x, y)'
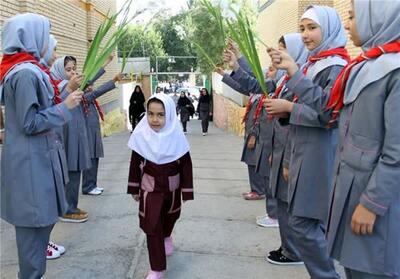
top-left (1, 121), bottom-right (314, 279)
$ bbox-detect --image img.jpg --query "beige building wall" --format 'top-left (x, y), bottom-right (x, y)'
top-left (0, 0), bottom-right (120, 111)
top-left (333, 0), bottom-right (361, 57)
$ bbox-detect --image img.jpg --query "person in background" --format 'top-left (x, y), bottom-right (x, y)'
top-left (129, 85), bottom-right (146, 131)
top-left (177, 92), bottom-right (192, 134)
top-left (196, 88), bottom-right (212, 136)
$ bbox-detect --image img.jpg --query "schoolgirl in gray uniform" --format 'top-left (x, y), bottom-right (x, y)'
top-left (81, 71), bottom-right (121, 195)
top-left (272, 1), bottom-right (400, 277)
top-left (39, 35), bottom-right (68, 259)
top-left (265, 5), bottom-right (350, 278)
top-left (266, 33), bottom-right (308, 266)
top-left (216, 56), bottom-right (277, 223)
top-left (328, 2), bottom-right (400, 278)
top-left (0, 13), bottom-right (82, 279)
top-left (51, 56), bottom-right (91, 223)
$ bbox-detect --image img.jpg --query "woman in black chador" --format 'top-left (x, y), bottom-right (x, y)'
top-left (129, 85), bottom-right (146, 131)
top-left (177, 92), bottom-right (192, 134)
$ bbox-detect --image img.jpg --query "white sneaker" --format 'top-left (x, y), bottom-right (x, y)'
top-left (256, 214), bottom-right (268, 220)
top-left (46, 244), bottom-right (61, 259)
top-left (256, 216), bottom-right (279, 228)
top-left (48, 241), bottom-right (66, 255)
top-left (87, 188), bottom-right (102, 195)
top-left (202, 132), bottom-right (208, 136)
top-left (96, 186), bottom-right (104, 192)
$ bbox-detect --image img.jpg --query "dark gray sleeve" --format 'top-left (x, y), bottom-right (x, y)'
top-left (221, 73), bottom-right (248, 95)
top-left (84, 80), bottom-right (116, 102)
top-left (231, 67), bottom-right (276, 95)
top-left (238, 56), bottom-right (255, 78)
top-left (285, 65), bottom-right (344, 124)
top-left (12, 70), bottom-right (72, 135)
top-left (360, 73), bottom-right (400, 216)
top-left (60, 86), bottom-right (69, 100)
top-left (87, 67), bottom-right (106, 86)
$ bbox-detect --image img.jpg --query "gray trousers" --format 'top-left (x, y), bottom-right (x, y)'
top-left (248, 165), bottom-right (266, 195)
top-left (201, 118), bottom-right (209, 133)
top-left (65, 170), bottom-right (82, 214)
top-left (82, 158), bottom-right (99, 194)
top-left (277, 200), bottom-right (301, 261)
top-left (248, 165), bottom-right (277, 218)
top-left (15, 225), bottom-right (54, 279)
top-left (289, 215), bottom-right (339, 279)
top-left (266, 183), bottom-right (277, 219)
top-left (345, 268), bottom-right (400, 279)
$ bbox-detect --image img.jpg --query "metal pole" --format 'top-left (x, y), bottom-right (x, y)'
top-left (156, 56), bottom-right (158, 85)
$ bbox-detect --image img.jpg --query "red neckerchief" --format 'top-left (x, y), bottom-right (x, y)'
top-left (253, 95), bottom-right (267, 125)
top-left (0, 52), bottom-right (37, 83)
top-left (82, 95), bottom-right (105, 121)
top-left (38, 64), bottom-right (62, 104)
top-left (292, 47), bottom-right (351, 103)
top-left (326, 41), bottom-right (400, 125)
top-left (272, 75), bottom-right (290, 99)
top-left (1, 52), bottom-right (62, 104)
top-left (242, 95), bottom-right (255, 124)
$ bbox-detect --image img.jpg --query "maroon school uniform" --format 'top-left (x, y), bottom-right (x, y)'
top-left (127, 150), bottom-right (193, 271)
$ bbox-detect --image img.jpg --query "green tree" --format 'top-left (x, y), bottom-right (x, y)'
top-left (188, 0), bottom-right (257, 75)
top-left (118, 25), bottom-right (165, 69)
top-left (153, 13), bottom-right (197, 73)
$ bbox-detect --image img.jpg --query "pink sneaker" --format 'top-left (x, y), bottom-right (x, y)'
top-left (146, 270), bottom-right (164, 279)
top-left (164, 237), bottom-right (174, 256)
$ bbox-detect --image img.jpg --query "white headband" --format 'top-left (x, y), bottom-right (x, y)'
top-left (301, 8), bottom-right (321, 26)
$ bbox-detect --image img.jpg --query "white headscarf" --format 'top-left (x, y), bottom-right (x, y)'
top-left (343, 0), bottom-right (400, 105)
top-left (40, 35), bottom-right (57, 68)
top-left (127, 93), bottom-right (190, 164)
top-left (300, 6), bottom-right (348, 80)
top-left (50, 56), bottom-right (68, 91)
top-left (300, 8), bottom-right (321, 26)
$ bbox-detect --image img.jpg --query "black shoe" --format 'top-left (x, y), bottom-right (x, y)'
top-left (268, 247), bottom-right (282, 257)
top-left (266, 250), bottom-right (304, 266)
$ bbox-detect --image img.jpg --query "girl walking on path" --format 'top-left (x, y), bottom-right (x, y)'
top-left (196, 88), bottom-right (212, 136)
top-left (127, 93), bottom-right (193, 279)
top-left (177, 92), bottom-right (192, 134)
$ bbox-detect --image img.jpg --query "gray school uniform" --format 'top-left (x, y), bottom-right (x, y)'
top-left (82, 80), bottom-right (116, 193)
top-left (270, 87), bottom-right (295, 202)
top-left (60, 83), bottom-right (91, 213)
top-left (327, 69), bottom-right (400, 277)
top-left (58, 68), bottom-right (106, 171)
top-left (228, 61), bottom-right (276, 169)
top-left (1, 67), bottom-right (72, 227)
top-left (61, 88), bottom-right (92, 171)
top-left (224, 65), bottom-right (277, 209)
top-left (1, 66), bottom-right (71, 279)
top-left (281, 65), bottom-right (344, 279)
top-left (84, 80), bottom-right (115, 159)
top-left (284, 65), bottom-right (343, 221)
